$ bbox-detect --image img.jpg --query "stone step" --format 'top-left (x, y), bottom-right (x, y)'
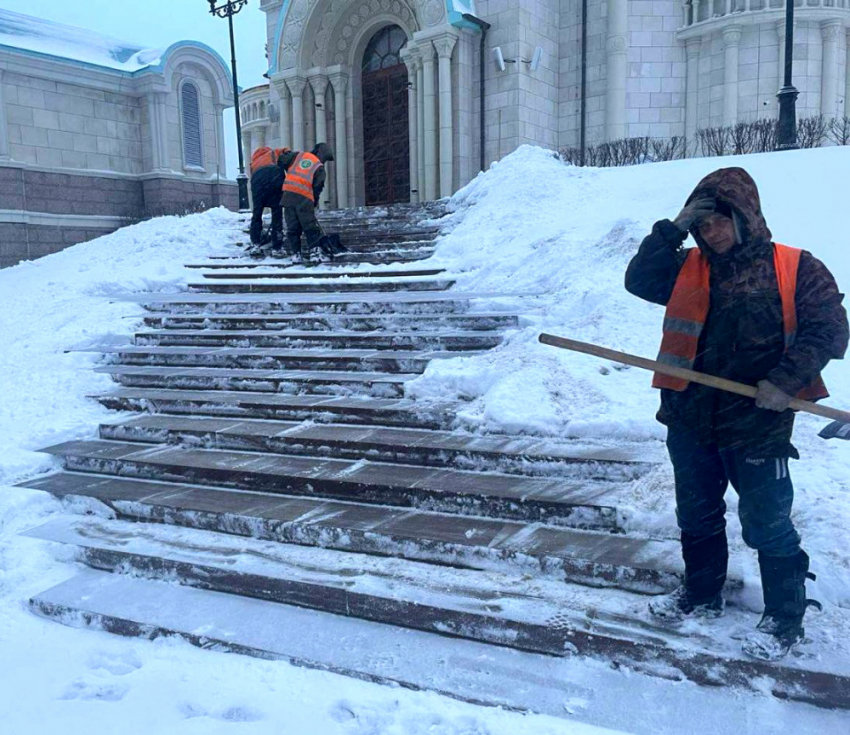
top-left (137, 291), bottom-right (477, 316)
top-left (319, 235), bottom-right (438, 251)
top-left (25, 518), bottom-right (686, 643)
top-left (197, 267), bottom-right (446, 280)
top-left (41, 440), bottom-right (624, 529)
top-left (134, 329), bottom-right (504, 351)
top-left (96, 346), bottom-right (471, 373)
top-left (95, 365), bottom-right (416, 397)
top-left (27, 567), bottom-right (849, 712)
top-left (142, 312), bottom-right (518, 332)
top-left (186, 278), bottom-right (455, 294)
top-left (213, 249), bottom-right (437, 266)
top-left (321, 249), bottom-right (436, 265)
top-left (100, 415), bottom-right (660, 481)
top-left (94, 389), bottom-right (452, 428)
top-left (21, 473), bottom-right (655, 587)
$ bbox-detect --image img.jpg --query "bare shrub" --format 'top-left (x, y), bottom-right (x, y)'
top-left (796, 115), bottom-right (828, 149)
top-left (827, 116), bottom-right (850, 146)
top-left (650, 136), bottom-right (688, 161)
top-left (695, 126), bottom-right (732, 157)
top-left (753, 119), bottom-right (779, 153)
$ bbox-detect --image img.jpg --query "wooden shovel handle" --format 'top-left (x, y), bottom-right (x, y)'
top-left (539, 333), bottom-right (850, 424)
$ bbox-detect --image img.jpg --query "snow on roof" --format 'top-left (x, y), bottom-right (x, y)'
top-left (0, 9), bottom-right (163, 72)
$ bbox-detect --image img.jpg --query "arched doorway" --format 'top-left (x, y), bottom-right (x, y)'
top-left (361, 25), bottom-right (409, 206)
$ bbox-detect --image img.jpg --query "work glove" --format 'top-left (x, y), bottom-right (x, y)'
top-left (673, 195), bottom-right (716, 234)
top-left (755, 380), bottom-right (793, 412)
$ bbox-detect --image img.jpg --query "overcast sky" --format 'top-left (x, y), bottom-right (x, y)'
top-left (5, 0), bottom-right (272, 177)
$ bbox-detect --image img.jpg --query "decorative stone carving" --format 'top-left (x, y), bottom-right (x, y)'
top-left (280, 0), bottom-right (419, 72)
top-left (420, 0), bottom-right (445, 27)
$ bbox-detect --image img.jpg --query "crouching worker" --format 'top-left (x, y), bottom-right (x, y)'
top-left (280, 143), bottom-right (334, 264)
top-left (625, 167), bottom-right (848, 661)
top-left (248, 146), bottom-right (289, 256)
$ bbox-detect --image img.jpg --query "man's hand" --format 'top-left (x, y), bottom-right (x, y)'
top-left (755, 380), bottom-right (793, 412)
top-left (673, 195), bottom-right (715, 234)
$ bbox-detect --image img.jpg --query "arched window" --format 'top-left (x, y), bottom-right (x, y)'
top-left (260, 101), bottom-right (266, 118)
top-left (361, 25), bottom-right (407, 73)
top-left (180, 81), bottom-right (204, 168)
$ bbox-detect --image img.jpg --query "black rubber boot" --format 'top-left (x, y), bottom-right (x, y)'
top-left (649, 531), bottom-right (728, 623)
top-left (742, 550), bottom-right (821, 661)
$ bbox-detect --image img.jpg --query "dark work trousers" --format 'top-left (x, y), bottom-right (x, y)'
top-left (249, 167), bottom-right (284, 246)
top-left (284, 198), bottom-right (322, 257)
top-left (666, 428), bottom-right (803, 601)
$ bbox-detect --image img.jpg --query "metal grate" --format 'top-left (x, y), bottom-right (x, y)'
top-left (181, 82), bottom-right (203, 168)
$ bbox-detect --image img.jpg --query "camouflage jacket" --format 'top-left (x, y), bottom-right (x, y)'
top-left (625, 167), bottom-right (849, 456)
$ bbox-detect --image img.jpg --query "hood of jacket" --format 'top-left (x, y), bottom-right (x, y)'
top-left (312, 142), bottom-right (334, 163)
top-left (684, 167), bottom-right (772, 260)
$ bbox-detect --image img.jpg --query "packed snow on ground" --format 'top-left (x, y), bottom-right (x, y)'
top-left (0, 207), bottom-right (636, 735)
top-left (414, 144), bottom-right (850, 611)
top-left (0, 8), bottom-right (162, 71)
top-left (0, 155), bottom-right (848, 733)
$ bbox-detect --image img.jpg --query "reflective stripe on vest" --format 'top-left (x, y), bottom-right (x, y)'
top-left (282, 152), bottom-right (322, 202)
top-left (653, 242), bottom-right (828, 401)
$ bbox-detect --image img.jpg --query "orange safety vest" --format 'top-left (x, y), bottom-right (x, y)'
top-left (653, 243), bottom-right (828, 401)
top-left (250, 147), bottom-right (289, 174)
top-left (282, 152), bottom-right (322, 203)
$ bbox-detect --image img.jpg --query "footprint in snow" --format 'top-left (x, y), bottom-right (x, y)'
top-left (86, 649), bottom-right (143, 677)
top-left (179, 702), bottom-right (265, 722)
top-left (59, 678), bottom-right (128, 702)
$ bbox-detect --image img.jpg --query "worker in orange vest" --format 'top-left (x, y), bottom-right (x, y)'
top-left (625, 167), bottom-right (848, 661)
top-left (248, 146), bottom-right (290, 256)
top-left (280, 142), bottom-right (334, 264)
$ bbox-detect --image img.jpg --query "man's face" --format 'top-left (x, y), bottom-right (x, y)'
top-left (698, 212), bottom-right (736, 255)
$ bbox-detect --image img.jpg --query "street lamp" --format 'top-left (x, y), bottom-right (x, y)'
top-left (776, 0), bottom-right (798, 150)
top-left (208, 0), bottom-right (250, 210)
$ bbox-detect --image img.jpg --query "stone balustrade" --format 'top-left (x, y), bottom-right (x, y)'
top-left (682, 0), bottom-right (850, 29)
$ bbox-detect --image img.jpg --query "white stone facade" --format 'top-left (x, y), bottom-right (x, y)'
top-left (254, 0), bottom-right (850, 207)
top-left (0, 10), bottom-right (237, 267)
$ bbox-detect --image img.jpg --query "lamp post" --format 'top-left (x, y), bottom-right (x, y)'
top-left (776, 0), bottom-right (798, 150)
top-left (208, 0), bottom-right (250, 210)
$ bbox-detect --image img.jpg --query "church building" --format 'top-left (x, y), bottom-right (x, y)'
top-left (249, 0), bottom-right (850, 208)
top-left (0, 10), bottom-right (237, 268)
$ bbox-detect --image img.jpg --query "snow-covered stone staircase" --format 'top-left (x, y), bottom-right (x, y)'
top-left (16, 202), bottom-right (850, 714)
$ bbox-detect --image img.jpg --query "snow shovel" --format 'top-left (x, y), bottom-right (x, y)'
top-left (538, 333), bottom-right (850, 439)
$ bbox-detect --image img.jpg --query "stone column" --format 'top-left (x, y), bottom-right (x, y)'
top-left (214, 103), bottom-right (227, 177)
top-left (307, 85), bottom-right (318, 151)
top-left (417, 62), bottom-right (426, 201)
top-left (435, 34), bottom-right (458, 198)
top-left (286, 76), bottom-right (307, 151)
top-left (310, 75), bottom-right (329, 145)
top-left (278, 83), bottom-right (292, 148)
top-left (846, 30), bottom-right (850, 117)
top-left (682, 1), bottom-right (690, 28)
top-left (422, 41), bottom-right (438, 201)
top-left (401, 46), bottom-right (421, 203)
top-left (329, 71), bottom-right (350, 209)
top-left (723, 26), bottom-right (742, 126)
top-left (606, 0), bottom-right (628, 141)
top-left (821, 20), bottom-right (842, 119)
top-left (685, 38), bottom-right (701, 140)
top-left (0, 70), bottom-right (9, 160)
top-left (149, 91), bottom-right (170, 172)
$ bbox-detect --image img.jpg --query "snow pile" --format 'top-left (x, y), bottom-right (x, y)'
top-left (0, 8), bottom-right (162, 71)
top-left (415, 144), bottom-right (850, 606)
top-left (0, 207), bottom-right (241, 488)
top-left (0, 207), bottom-right (639, 735)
